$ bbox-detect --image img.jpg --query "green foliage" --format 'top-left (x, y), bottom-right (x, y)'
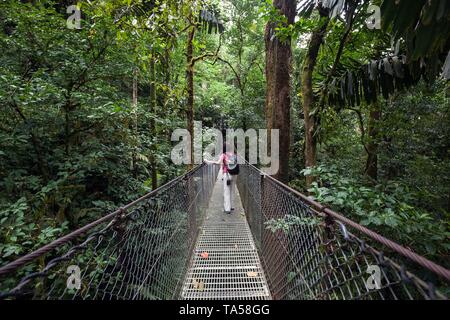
top-left (196, 0), bottom-right (266, 129)
top-left (265, 214), bottom-right (322, 234)
top-left (300, 164), bottom-right (449, 261)
top-left (0, 0), bottom-right (448, 297)
top-left (381, 0), bottom-right (450, 60)
top-left (0, 197), bottom-right (69, 263)
top-left (0, 0), bottom-right (192, 268)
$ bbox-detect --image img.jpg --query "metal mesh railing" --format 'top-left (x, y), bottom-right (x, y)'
top-left (181, 171), bottom-right (271, 300)
top-left (2, 160), bottom-right (448, 300)
top-left (236, 163), bottom-right (450, 300)
top-left (0, 164), bottom-right (219, 300)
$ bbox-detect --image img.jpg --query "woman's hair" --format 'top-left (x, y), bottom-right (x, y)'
top-left (223, 142), bottom-right (234, 153)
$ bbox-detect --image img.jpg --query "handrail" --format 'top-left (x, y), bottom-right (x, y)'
top-left (243, 159), bottom-right (450, 281)
top-left (0, 164), bottom-right (205, 277)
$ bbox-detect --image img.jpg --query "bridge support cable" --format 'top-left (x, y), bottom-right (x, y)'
top-left (1, 161), bottom-right (449, 300)
top-left (0, 164), bottom-right (219, 300)
top-left (237, 163), bottom-right (449, 300)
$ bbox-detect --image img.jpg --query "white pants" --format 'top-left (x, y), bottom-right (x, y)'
top-left (222, 172), bottom-right (235, 212)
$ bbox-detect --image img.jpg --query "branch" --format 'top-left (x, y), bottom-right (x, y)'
top-left (319, 1), bottom-right (358, 106)
top-left (190, 34), bottom-right (223, 66)
top-left (214, 57), bottom-right (244, 95)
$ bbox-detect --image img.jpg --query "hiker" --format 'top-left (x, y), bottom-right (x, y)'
top-left (204, 143), bottom-right (240, 214)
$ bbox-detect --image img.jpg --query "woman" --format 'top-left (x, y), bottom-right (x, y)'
top-left (205, 143), bottom-right (236, 214)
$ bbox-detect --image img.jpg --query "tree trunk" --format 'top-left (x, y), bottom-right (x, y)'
top-left (186, 25), bottom-right (196, 169)
top-left (365, 101), bottom-right (381, 181)
top-left (264, 0), bottom-right (296, 183)
top-left (132, 68), bottom-right (138, 178)
top-left (149, 53), bottom-right (158, 190)
top-left (263, 0), bottom-right (296, 302)
top-left (265, 21), bottom-right (275, 136)
top-left (302, 12), bottom-right (330, 188)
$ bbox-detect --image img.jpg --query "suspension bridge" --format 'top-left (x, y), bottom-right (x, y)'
top-left (0, 163), bottom-right (449, 300)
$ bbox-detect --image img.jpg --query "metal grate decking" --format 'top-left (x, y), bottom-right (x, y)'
top-left (181, 173), bottom-right (271, 300)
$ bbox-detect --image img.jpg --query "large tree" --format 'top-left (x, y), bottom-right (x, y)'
top-left (265, 0), bottom-right (296, 183)
top-left (301, 4), bottom-right (330, 188)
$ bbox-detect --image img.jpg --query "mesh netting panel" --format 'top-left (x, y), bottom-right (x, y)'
top-left (0, 164), bottom-right (219, 300)
top-left (2, 162), bottom-right (448, 300)
top-left (237, 164), bottom-right (448, 300)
